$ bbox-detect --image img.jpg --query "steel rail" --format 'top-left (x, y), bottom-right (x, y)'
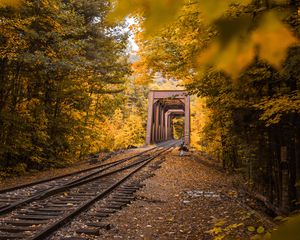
top-left (0, 143), bottom-right (174, 215)
top-left (29, 145), bottom-right (175, 240)
top-left (0, 146), bottom-right (158, 194)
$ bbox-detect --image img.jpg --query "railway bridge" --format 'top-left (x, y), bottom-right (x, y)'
top-left (145, 90), bottom-right (190, 145)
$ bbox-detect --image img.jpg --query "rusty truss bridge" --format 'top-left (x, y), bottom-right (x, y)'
top-left (146, 90), bottom-right (190, 145)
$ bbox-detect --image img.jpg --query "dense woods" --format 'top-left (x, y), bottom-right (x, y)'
top-left (0, 0), bottom-right (149, 177)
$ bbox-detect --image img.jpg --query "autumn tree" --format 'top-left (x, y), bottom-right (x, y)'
top-left (0, 0), bottom-right (130, 175)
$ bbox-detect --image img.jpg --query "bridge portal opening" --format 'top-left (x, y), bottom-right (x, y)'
top-left (172, 116), bottom-right (184, 140)
top-left (146, 90), bottom-right (190, 145)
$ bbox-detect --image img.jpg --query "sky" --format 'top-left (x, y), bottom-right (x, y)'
top-left (126, 17), bottom-right (139, 52)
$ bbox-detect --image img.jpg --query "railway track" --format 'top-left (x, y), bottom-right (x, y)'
top-left (0, 141), bottom-right (177, 239)
top-left (0, 144), bottom-right (164, 214)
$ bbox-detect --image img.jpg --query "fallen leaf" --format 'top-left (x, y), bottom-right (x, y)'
top-left (248, 226), bottom-right (256, 232)
top-left (257, 226), bottom-right (265, 234)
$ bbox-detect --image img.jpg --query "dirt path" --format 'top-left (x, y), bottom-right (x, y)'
top-left (101, 149), bottom-right (276, 240)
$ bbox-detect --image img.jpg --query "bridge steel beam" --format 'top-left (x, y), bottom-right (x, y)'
top-left (146, 92), bottom-right (154, 145)
top-left (184, 95), bottom-right (190, 145)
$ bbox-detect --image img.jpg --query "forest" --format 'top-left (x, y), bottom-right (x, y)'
top-left (0, 0), bottom-right (300, 238)
top-left (0, 0), bottom-right (150, 177)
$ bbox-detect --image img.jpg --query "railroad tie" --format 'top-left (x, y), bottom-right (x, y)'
top-left (0, 196), bottom-right (22, 200)
top-left (20, 211), bottom-right (62, 216)
top-left (0, 226), bottom-right (35, 233)
top-left (92, 212), bottom-right (110, 218)
top-left (14, 214), bottom-right (55, 220)
top-left (113, 194), bottom-right (135, 199)
top-left (116, 190), bottom-right (135, 194)
top-left (124, 184), bottom-right (143, 188)
top-left (65, 196), bottom-right (90, 200)
top-left (0, 200), bottom-right (11, 203)
top-left (76, 228), bottom-right (102, 236)
top-left (107, 203), bottom-right (125, 210)
top-left (29, 207), bottom-right (64, 212)
top-left (57, 198), bottom-right (83, 202)
top-left (51, 199), bottom-right (81, 204)
top-left (97, 208), bottom-right (116, 214)
top-left (0, 232), bottom-right (28, 239)
top-left (3, 220), bottom-right (48, 226)
top-left (112, 199), bottom-right (131, 204)
top-left (76, 191), bottom-right (95, 195)
top-left (111, 201), bottom-right (128, 206)
top-left (62, 237), bottom-right (87, 240)
top-left (46, 203), bottom-right (75, 208)
top-left (86, 222), bottom-right (111, 230)
top-left (121, 187), bottom-right (139, 191)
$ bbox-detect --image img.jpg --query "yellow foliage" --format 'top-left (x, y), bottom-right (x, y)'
top-left (109, 0), bottom-right (185, 35)
top-left (91, 108), bottom-right (146, 152)
top-left (255, 93), bottom-right (300, 126)
top-left (198, 0), bottom-right (251, 24)
top-left (198, 38), bottom-right (255, 79)
top-left (217, 38), bottom-right (255, 79)
top-left (269, 214), bottom-right (300, 240)
top-left (208, 227), bottom-right (223, 235)
top-left (251, 11), bottom-right (299, 69)
top-left (197, 43), bottom-right (219, 66)
top-left (113, 0), bottom-right (299, 79)
top-left (190, 97), bottom-right (211, 150)
top-left (0, 0), bottom-right (22, 7)
top-left (197, 11), bottom-right (298, 78)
